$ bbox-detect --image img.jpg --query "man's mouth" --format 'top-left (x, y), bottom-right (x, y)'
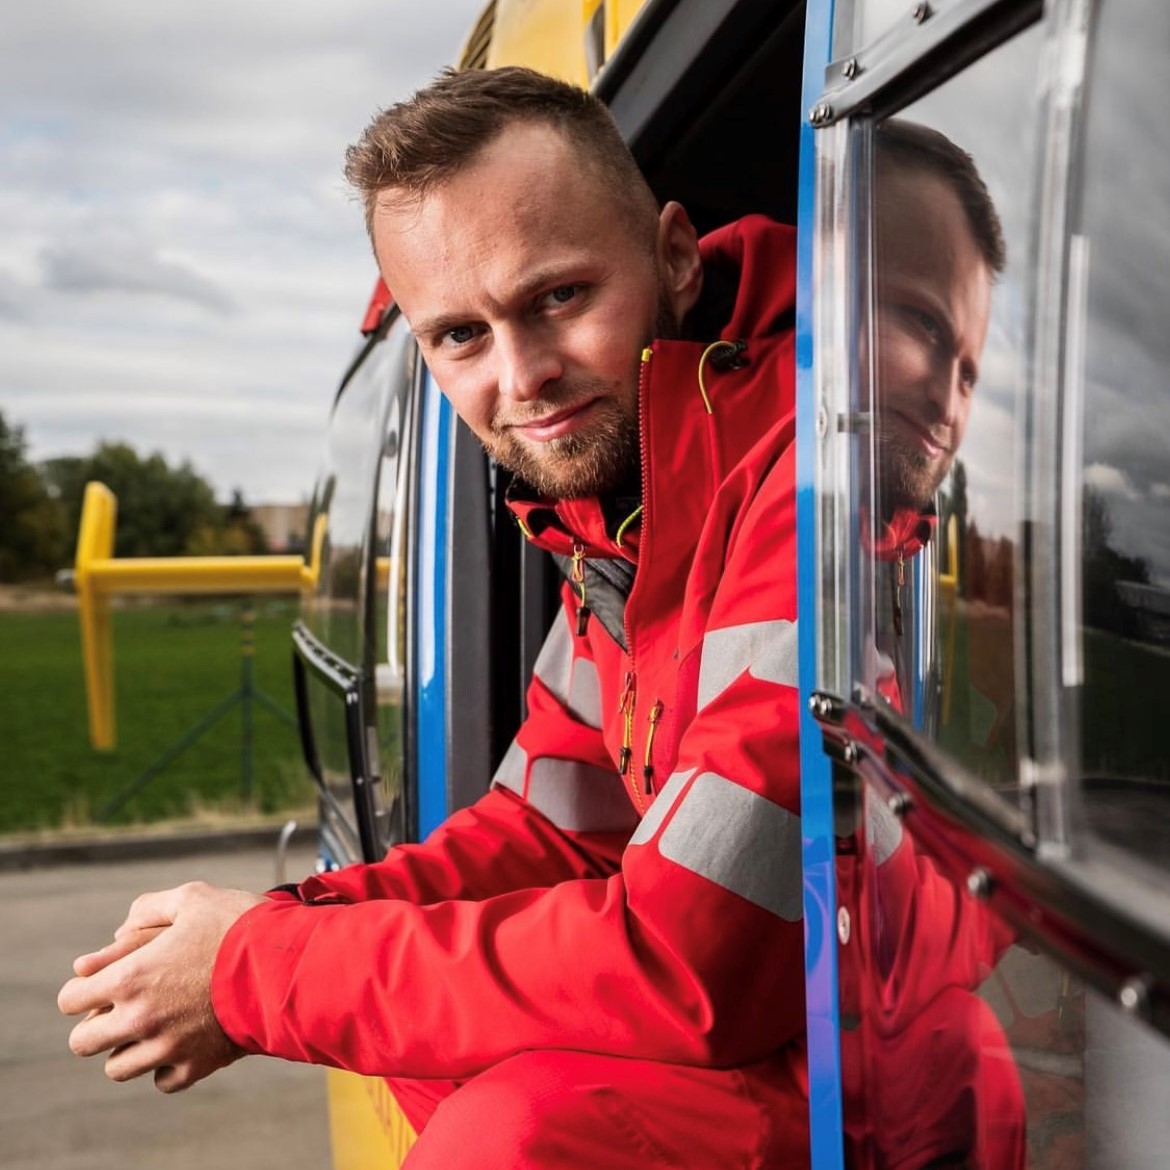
top-left (506, 398), bottom-right (600, 443)
top-left (891, 411), bottom-right (951, 459)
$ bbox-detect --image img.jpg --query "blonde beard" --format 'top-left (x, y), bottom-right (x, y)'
top-left (489, 393), bottom-right (639, 499)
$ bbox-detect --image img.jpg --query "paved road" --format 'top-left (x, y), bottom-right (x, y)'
top-left (1, 843), bottom-right (332, 1170)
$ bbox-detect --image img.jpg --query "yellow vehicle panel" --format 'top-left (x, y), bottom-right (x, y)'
top-left (327, 1069), bottom-right (417, 1168)
top-left (475, 0), bottom-right (651, 83)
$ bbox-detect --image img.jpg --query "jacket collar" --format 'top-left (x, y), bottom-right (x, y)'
top-left (871, 506), bottom-right (937, 561)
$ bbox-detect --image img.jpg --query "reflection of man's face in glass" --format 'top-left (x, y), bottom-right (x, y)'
top-left (875, 164), bottom-right (993, 514)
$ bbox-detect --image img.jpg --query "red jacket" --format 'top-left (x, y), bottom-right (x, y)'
top-left (211, 217), bottom-right (806, 1092)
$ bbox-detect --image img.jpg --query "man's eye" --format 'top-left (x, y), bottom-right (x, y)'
top-left (547, 285), bottom-right (580, 306)
top-left (446, 325), bottom-right (478, 345)
top-left (908, 307), bottom-right (941, 338)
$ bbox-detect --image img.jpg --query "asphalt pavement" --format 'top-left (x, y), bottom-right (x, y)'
top-left (0, 842), bottom-right (332, 1170)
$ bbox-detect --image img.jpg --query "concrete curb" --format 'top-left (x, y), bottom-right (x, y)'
top-left (0, 820), bottom-right (318, 872)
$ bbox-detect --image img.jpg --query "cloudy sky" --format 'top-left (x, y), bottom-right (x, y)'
top-left (1, 0), bottom-right (483, 504)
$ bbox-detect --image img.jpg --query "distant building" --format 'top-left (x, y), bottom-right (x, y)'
top-left (1117, 580), bottom-right (1170, 646)
top-left (250, 503), bottom-right (310, 553)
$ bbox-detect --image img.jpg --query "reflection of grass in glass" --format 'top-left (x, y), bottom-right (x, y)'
top-left (938, 606), bottom-right (1170, 789)
top-left (939, 601), bottom-right (1018, 787)
top-left (0, 601), bottom-right (312, 833)
top-left (1081, 628), bottom-right (1170, 784)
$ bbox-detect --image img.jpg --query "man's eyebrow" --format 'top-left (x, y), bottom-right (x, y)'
top-left (510, 264), bottom-right (586, 302)
top-left (411, 263), bottom-right (593, 342)
top-left (411, 311), bottom-right (476, 342)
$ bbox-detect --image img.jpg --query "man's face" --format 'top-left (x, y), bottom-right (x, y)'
top-left (874, 166), bottom-right (993, 514)
top-left (371, 122), bottom-right (700, 499)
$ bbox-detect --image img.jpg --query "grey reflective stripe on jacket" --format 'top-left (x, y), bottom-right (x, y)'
top-left (697, 618), bottom-right (799, 711)
top-left (493, 740), bottom-right (638, 834)
top-left (866, 789), bottom-right (904, 866)
top-left (532, 618), bottom-right (603, 729)
top-left (630, 768), bottom-right (803, 921)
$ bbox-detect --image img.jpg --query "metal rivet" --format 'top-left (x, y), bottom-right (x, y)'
top-left (912, 1), bottom-right (931, 22)
top-left (843, 57), bottom-right (859, 80)
top-left (837, 906), bottom-right (852, 945)
top-left (966, 867), bottom-right (993, 900)
top-left (809, 103), bottom-right (834, 127)
top-left (809, 692), bottom-right (841, 722)
top-left (842, 740), bottom-right (859, 766)
top-left (1119, 977), bottom-right (1150, 1016)
top-left (888, 791), bottom-right (912, 818)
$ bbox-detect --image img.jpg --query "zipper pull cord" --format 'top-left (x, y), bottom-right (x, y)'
top-left (642, 700), bottom-right (664, 793)
top-left (618, 671), bottom-right (636, 774)
top-left (571, 543), bottom-right (590, 636)
top-left (893, 550), bottom-right (905, 637)
top-left (696, 339), bottom-right (749, 414)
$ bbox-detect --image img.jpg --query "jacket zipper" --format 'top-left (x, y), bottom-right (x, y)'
top-left (893, 549), bottom-right (905, 637)
top-left (617, 670), bottom-right (646, 812)
top-left (571, 542), bottom-right (590, 635)
top-left (615, 350), bottom-right (656, 813)
top-left (643, 699), bottom-right (664, 794)
top-left (618, 671), bottom-right (636, 775)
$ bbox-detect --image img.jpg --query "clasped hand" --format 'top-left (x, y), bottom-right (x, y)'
top-left (58, 881), bottom-right (264, 1092)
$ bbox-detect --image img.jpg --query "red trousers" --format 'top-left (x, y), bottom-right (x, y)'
top-left (387, 1048), bottom-right (810, 1169)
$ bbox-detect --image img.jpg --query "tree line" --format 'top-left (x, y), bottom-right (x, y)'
top-left (940, 458), bottom-right (1151, 637)
top-left (0, 410), bottom-right (267, 584)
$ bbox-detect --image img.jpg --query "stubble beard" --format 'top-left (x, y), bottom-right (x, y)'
top-left (877, 431), bottom-right (951, 517)
top-left (489, 381), bottom-right (640, 500)
top-left (489, 282), bottom-right (680, 501)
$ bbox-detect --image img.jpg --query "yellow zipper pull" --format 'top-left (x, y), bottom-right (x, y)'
top-left (642, 700), bottom-right (664, 793)
top-left (618, 671), bottom-right (636, 774)
top-left (571, 543), bottom-right (590, 635)
top-left (893, 551), bottom-right (905, 637)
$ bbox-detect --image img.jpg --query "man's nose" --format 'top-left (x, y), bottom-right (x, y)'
top-left (925, 356), bottom-right (965, 425)
top-left (496, 329), bottom-right (562, 402)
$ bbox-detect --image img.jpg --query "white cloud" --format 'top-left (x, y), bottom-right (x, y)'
top-left (1085, 462), bottom-right (1141, 501)
top-left (0, 0), bottom-right (484, 503)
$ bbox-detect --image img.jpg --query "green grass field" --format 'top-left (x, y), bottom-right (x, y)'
top-left (0, 600), bottom-right (313, 834)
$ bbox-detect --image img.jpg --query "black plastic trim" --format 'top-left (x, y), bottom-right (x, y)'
top-left (291, 620), bottom-right (381, 863)
top-left (399, 348), bottom-right (423, 847)
top-left (446, 418), bottom-right (496, 814)
top-left (599, 0), bottom-right (803, 159)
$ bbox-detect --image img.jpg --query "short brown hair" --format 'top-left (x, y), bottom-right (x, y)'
top-left (876, 119), bottom-right (1006, 275)
top-left (345, 66), bottom-right (659, 245)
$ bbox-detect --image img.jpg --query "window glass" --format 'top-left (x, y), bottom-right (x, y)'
top-left (302, 321), bottom-right (413, 841)
top-left (833, 0), bottom-right (940, 58)
top-left (859, 25), bottom-right (1043, 803)
top-left (369, 338), bottom-right (417, 852)
top-left (1072, 0), bottom-right (1170, 872)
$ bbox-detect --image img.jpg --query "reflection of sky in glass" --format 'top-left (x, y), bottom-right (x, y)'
top-left (835, 0), bottom-right (978, 58)
top-left (833, 0), bottom-right (911, 56)
top-left (326, 338), bottom-right (401, 555)
top-left (895, 24), bottom-right (1046, 541)
top-left (1078, 0), bottom-right (1170, 584)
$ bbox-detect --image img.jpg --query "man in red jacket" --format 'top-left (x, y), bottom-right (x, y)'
top-left (61, 66), bottom-right (811, 1168)
top-left (57, 73), bottom-right (1007, 1168)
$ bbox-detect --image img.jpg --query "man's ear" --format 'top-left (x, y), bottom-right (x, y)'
top-left (656, 201), bottom-right (703, 321)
